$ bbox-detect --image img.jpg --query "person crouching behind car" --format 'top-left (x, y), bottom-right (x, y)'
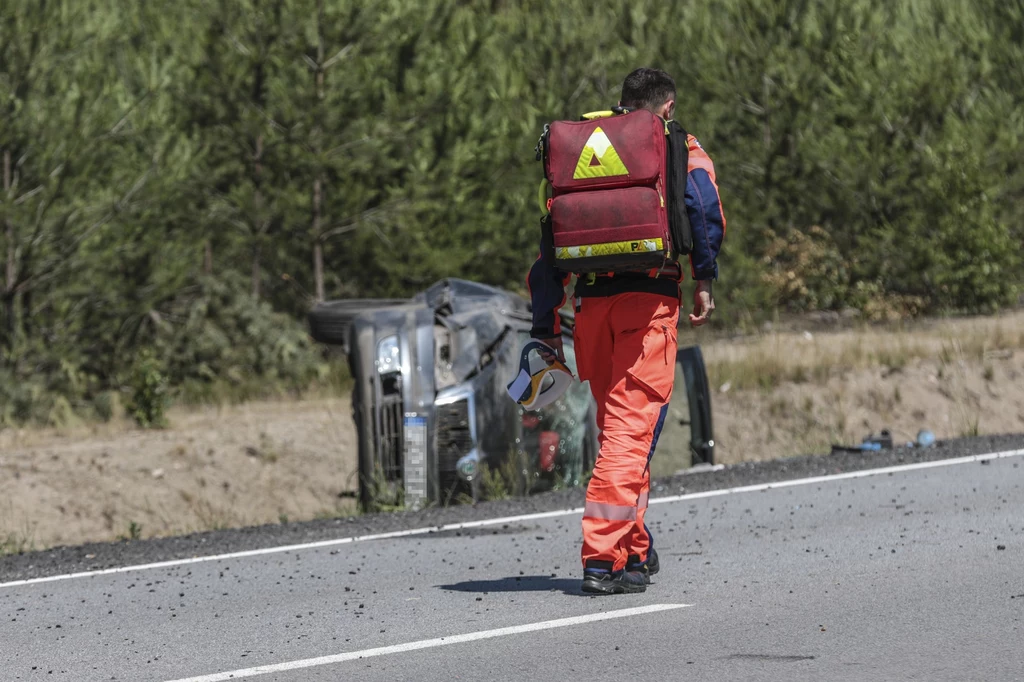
top-left (527, 67), bottom-right (726, 594)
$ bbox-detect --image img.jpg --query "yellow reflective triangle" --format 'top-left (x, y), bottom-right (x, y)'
top-left (573, 127), bottom-right (629, 179)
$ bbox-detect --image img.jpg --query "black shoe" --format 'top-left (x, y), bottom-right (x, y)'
top-left (581, 569), bottom-right (647, 595)
top-left (647, 548), bottom-right (660, 576)
top-left (626, 548), bottom-right (660, 584)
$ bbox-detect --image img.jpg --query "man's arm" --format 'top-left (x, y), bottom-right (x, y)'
top-left (684, 136), bottom-right (725, 326)
top-left (527, 221), bottom-right (570, 353)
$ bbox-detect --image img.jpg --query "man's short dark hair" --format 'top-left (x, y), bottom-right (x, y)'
top-left (620, 68), bottom-right (676, 111)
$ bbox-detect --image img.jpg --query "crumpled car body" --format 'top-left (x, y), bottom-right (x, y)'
top-left (320, 278), bottom-right (597, 510)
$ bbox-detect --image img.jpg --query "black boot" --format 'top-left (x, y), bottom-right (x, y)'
top-left (581, 568), bottom-right (648, 595)
top-left (647, 547), bottom-right (660, 575)
top-left (626, 548), bottom-right (660, 584)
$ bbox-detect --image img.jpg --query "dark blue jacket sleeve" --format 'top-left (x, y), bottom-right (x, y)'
top-left (527, 233), bottom-right (569, 338)
top-left (685, 168), bottom-right (726, 281)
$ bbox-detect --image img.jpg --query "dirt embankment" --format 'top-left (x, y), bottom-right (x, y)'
top-left (3, 312), bottom-right (1023, 552)
top-left (701, 312), bottom-right (1024, 469)
top-left (0, 399), bottom-right (358, 551)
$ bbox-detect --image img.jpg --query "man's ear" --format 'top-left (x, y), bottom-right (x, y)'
top-left (659, 99), bottom-right (676, 120)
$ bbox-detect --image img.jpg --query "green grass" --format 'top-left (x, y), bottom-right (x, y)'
top-left (480, 453), bottom-right (530, 501)
top-left (0, 531), bottom-right (34, 556)
top-left (361, 465), bottom-right (405, 514)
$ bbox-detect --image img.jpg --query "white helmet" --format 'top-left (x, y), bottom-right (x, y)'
top-left (506, 339), bottom-right (575, 411)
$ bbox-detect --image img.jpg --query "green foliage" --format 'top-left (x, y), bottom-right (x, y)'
top-left (361, 465), bottom-right (405, 514)
top-left (92, 391), bottom-right (124, 423)
top-left (0, 0), bottom-right (1022, 424)
top-left (118, 520), bottom-right (143, 542)
top-left (478, 456), bottom-right (530, 502)
top-left (129, 351), bottom-right (169, 428)
top-left (0, 529), bottom-right (34, 556)
top-left (153, 275), bottom-right (325, 404)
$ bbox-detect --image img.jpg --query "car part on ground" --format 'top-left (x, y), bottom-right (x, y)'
top-left (678, 345), bottom-right (714, 466)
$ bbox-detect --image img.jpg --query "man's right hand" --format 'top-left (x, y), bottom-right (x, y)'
top-left (537, 336), bottom-right (566, 365)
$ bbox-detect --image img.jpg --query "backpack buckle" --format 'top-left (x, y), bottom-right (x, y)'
top-left (534, 123), bottom-right (550, 161)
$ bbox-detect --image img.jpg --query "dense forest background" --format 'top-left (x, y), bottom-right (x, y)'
top-left (1, 0), bottom-right (1022, 425)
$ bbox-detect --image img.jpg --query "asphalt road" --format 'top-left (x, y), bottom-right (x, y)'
top-left (2, 445), bottom-right (1023, 681)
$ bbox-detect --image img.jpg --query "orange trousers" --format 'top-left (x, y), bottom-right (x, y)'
top-left (573, 291), bottom-right (679, 572)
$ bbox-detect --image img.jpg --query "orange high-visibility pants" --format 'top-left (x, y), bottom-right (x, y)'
top-left (573, 291), bottom-right (679, 572)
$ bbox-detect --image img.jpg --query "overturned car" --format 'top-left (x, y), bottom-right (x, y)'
top-left (308, 278), bottom-right (713, 510)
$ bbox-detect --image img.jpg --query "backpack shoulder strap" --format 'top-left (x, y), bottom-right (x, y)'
top-left (579, 106), bottom-right (632, 121)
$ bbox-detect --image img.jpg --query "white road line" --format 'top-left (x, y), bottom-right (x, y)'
top-left (648, 447), bottom-right (1024, 506)
top-left (162, 603), bottom-right (690, 682)
top-left (2, 447), bottom-right (1022, 590)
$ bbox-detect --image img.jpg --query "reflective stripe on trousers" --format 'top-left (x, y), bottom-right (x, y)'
top-left (584, 500), bottom-right (637, 522)
top-left (583, 489), bottom-right (650, 522)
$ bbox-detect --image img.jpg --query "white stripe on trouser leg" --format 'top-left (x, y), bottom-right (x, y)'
top-left (583, 501), bottom-right (637, 521)
top-left (638, 490), bottom-right (649, 510)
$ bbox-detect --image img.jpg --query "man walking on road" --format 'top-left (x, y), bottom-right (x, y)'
top-left (528, 68), bottom-right (726, 594)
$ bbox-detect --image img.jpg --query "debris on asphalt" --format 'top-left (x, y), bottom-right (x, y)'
top-left (833, 428), bottom-right (941, 454)
top-left (831, 429), bottom-right (894, 454)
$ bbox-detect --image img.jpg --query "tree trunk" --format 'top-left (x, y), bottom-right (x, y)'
top-left (313, 178), bottom-right (324, 302)
top-left (3, 148), bottom-right (15, 342)
top-left (251, 244), bottom-right (262, 299)
top-left (203, 240), bottom-right (213, 275)
top-left (311, 0), bottom-right (326, 303)
top-left (313, 240), bottom-right (324, 302)
top-left (252, 133), bottom-right (264, 299)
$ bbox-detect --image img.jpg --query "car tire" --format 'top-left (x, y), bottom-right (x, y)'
top-left (349, 318), bottom-right (379, 512)
top-left (307, 299), bottom-right (406, 351)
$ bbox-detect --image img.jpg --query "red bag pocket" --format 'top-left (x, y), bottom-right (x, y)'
top-left (546, 111), bottom-right (666, 193)
top-left (550, 187), bottom-right (670, 273)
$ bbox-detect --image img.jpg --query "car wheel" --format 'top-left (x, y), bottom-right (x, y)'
top-left (349, 319), bottom-right (380, 512)
top-left (307, 298), bottom-right (407, 351)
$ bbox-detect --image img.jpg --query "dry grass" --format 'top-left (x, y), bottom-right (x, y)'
top-left (0, 532), bottom-right (34, 557)
top-left (697, 311), bottom-right (1024, 392)
top-left (659, 310), bottom-right (1024, 471)
top-left (0, 502), bottom-right (36, 556)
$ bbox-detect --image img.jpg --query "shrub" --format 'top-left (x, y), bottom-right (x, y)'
top-left (129, 351), bottom-right (169, 428)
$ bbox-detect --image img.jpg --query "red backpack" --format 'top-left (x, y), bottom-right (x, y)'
top-left (536, 108), bottom-right (692, 274)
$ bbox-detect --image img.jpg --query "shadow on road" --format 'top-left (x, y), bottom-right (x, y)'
top-left (438, 575), bottom-right (583, 596)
